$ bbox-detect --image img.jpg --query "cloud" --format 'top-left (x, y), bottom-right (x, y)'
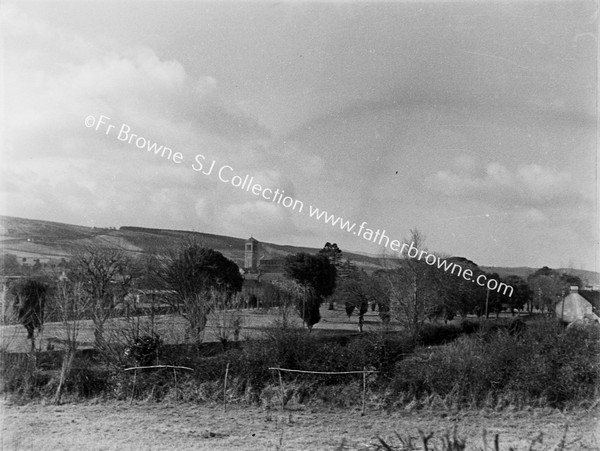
top-left (425, 162), bottom-right (582, 208)
top-left (1, 5), bottom-right (281, 233)
top-left (3, 5), bottom-right (269, 165)
top-left (216, 201), bottom-right (298, 240)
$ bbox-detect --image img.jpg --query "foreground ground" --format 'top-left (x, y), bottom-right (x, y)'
top-left (1, 401), bottom-right (598, 450)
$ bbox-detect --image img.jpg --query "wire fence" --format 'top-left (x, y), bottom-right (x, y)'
top-left (269, 366), bottom-right (379, 415)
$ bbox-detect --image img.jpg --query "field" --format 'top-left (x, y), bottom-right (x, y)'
top-left (1, 307), bottom-right (387, 353)
top-left (2, 306), bottom-right (599, 450)
top-left (2, 400), bottom-right (598, 450)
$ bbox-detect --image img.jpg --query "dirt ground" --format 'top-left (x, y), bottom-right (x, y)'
top-left (1, 400), bottom-right (598, 450)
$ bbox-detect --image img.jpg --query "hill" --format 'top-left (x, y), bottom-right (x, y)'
top-left (479, 265), bottom-right (600, 285)
top-left (0, 216), bottom-right (382, 271)
top-left (1, 215), bottom-right (597, 284)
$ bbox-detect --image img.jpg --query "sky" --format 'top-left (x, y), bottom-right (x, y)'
top-left (1, 1), bottom-right (598, 271)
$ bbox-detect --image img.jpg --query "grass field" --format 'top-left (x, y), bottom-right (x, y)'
top-left (3, 307), bottom-right (597, 450)
top-left (1, 307), bottom-right (387, 353)
top-left (1, 400), bottom-right (598, 450)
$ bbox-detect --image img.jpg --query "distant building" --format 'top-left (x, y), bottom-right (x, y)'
top-left (555, 286), bottom-right (600, 323)
top-left (244, 237), bottom-right (259, 271)
top-left (259, 255), bottom-right (286, 273)
top-left (243, 237), bottom-right (286, 274)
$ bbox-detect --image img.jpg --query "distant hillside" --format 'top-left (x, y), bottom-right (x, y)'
top-left (0, 216), bottom-right (382, 270)
top-left (479, 265), bottom-right (600, 285)
top-left (1, 215), bottom-right (597, 284)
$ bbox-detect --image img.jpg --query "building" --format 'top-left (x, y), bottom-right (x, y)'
top-left (241, 237), bottom-right (287, 307)
top-left (244, 237), bottom-right (259, 271)
top-left (555, 286), bottom-right (600, 323)
top-left (243, 237), bottom-right (286, 274)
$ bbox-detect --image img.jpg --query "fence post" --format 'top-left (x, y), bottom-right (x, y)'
top-left (223, 362), bottom-right (230, 412)
top-left (130, 369), bottom-right (137, 405)
top-left (173, 367), bottom-right (178, 405)
top-left (278, 369), bottom-right (285, 410)
top-left (361, 366), bottom-right (366, 416)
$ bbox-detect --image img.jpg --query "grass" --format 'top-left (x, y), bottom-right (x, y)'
top-left (2, 400), bottom-right (598, 450)
top-left (2, 312), bottom-right (598, 413)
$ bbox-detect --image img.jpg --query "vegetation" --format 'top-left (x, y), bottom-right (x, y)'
top-left (283, 252), bottom-right (337, 329)
top-left (155, 240), bottom-right (243, 345)
top-left (335, 269), bottom-right (381, 332)
top-left (2, 315), bottom-right (597, 412)
top-left (2, 233), bottom-right (598, 416)
top-left (392, 320), bottom-right (599, 408)
top-left (69, 244), bottom-right (138, 348)
top-left (9, 277), bottom-right (50, 351)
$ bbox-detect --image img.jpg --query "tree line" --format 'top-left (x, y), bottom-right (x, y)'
top-left (5, 230), bottom-right (585, 352)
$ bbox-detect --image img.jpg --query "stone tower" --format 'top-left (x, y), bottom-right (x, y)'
top-left (244, 237), bottom-right (259, 271)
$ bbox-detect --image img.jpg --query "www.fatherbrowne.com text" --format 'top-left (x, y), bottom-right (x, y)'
top-left (85, 114), bottom-right (514, 297)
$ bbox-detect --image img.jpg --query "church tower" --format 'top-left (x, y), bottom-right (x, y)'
top-left (244, 237), bottom-right (259, 271)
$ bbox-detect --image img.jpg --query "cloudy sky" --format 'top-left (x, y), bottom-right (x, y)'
top-left (1, 1), bottom-right (597, 271)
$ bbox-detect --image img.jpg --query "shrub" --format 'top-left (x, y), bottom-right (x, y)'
top-left (391, 319), bottom-right (599, 408)
top-left (124, 334), bottom-right (162, 366)
top-left (459, 319), bottom-right (480, 335)
top-left (0, 352), bottom-right (49, 398)
top-left (418, 323), bottom-right (462, 346)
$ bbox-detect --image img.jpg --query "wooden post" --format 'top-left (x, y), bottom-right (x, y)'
top-left (278, 369), bottom-right (285, 410)
top-left (223, 362), bottom-right (230, 412)
top-left (130, 369), bottom-right (137, 405)
top-left (361, 366), bottom-right (367, 416)
top-left (173, 368), bottom-right (178, 405)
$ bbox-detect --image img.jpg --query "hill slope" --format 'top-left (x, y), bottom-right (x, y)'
top-left (1, 215), bottom-right (597, 284)
top-left (0, 216), bottom-right (382, 270)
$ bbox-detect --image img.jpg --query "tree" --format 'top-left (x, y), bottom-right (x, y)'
top-left (158, 242), bottom-right (243, 300)
top-left (53, 279), bottom-right (89, 404)
top-left (210, 291), bottom-right (244, 350)
top-left (483, 272), bottom-right (504, 319)
top-left (10, 277), bottom-right (50, 352)
top-left (69, 244), bottom-right (138, 349)
top-left (527, 267), bottom-right (573, 313)
top-left (319, 242), bottom-right (342, 264)
top-left (334, 270), bottom-right (381, 332)
top-left (284, 253), bottom-right (337, 299)
top-left (274, 278), bottom-right (320, 330)
top-left (1, 253), bottom-right (21, 275)
top-left (270, 279), bottom-right (304, 328)
top-left (337, 258), bottom-right (358, 280)
top-left (503, 275), bottom-right (532, 316)
top-left (283, 253), bottom-right (336, 330)
top-left (319, 243), bottom-right (343, 309)
top-left (438, 257), bottom-right (486, 319)
top-left (380, 229), bottom-right (441, 339)
top-left (157, 241), bottom-right (243, 344)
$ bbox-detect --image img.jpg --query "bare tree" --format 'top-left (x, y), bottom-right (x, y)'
top-left (272, 278), bottom-right (318, 331)
top-left (69, 244), bottom-right (138, 349)
top-left (334, 270), bottom-right (381, 332)
top-left (270, 279), bottom-right (305, 329)
top-left (53, 280), bottom-right (89, 404)
top-left (380, 229), bottom-right (441, 340)
top-left (154, 239), bottom-right (243, 347)
top-left (210, 291), bottom-right (244, 349)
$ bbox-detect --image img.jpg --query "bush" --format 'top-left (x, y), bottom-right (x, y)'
top-left (124, 334), bottom-right (161, 366)
top-left (418, 323), bottom-right (462, 346)
top-left (0, 352), bottom-right (50, 398)
top-left (391, 319), bottom-right (599, 408)
top-left (459, 319), bottom-right (480, 335)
